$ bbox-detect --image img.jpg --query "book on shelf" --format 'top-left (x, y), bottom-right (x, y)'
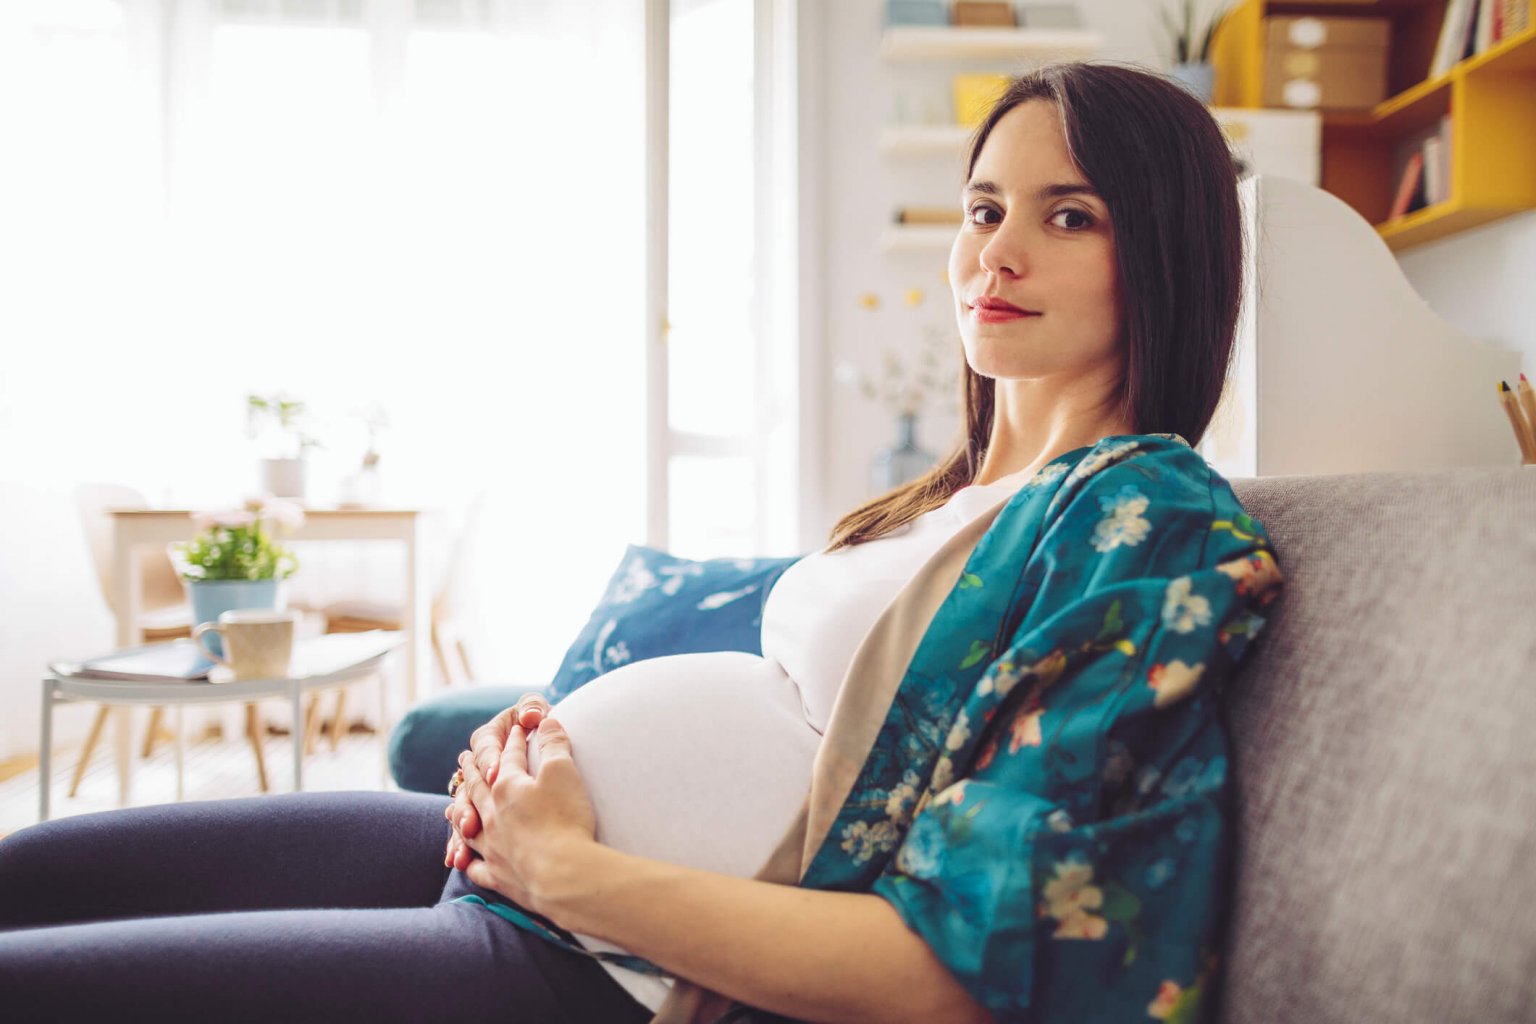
top-left (1475, 0), bottom-right (1497, 54)
top-left (1432, 0), bottom-right (1476, 76)
top-left (895, 206), bottom-right (964, 225)
top-left (1422, 134), bottom-right (1444, 208)
top-left (1421, 115), bottom-right (1453, 207)
top-left (1389, 150), bottom-right (1426, 220)
top-left (1506, 0), bottom-right (1531, 38)
top-left (1462, 0), bottom-right (1528, 58)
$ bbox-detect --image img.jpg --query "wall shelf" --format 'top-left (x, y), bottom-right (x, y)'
top-left (1212, 0), bottom-right (1536, 252)
top-left (879, 26), bottom-right (1101, 61)
top-left (878, 124), bottom-right (973, 157)
top-left (880, 225), bottom-right (958, 254)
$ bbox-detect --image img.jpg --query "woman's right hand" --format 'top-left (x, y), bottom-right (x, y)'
top-left (444, 692), bottom-right (552, 870)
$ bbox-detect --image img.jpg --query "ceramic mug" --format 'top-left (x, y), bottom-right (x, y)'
top-left (193, 609), bottom-right (299, 681)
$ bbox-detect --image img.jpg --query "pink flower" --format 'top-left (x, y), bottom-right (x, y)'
top-left (1146, 659), bottom-right (1205, 708)
top-left (1147, 980), bottom-right (1182, 1019)
top-left (257, 497), bottom-right (305, 533)
top-left (1216, 549), bottom-right (1283, 596)
top-left (1007, 707), bottom-right (1043, 752)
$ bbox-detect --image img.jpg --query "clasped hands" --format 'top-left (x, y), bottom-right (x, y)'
top-left (443, 692), bottom-right (597, 912)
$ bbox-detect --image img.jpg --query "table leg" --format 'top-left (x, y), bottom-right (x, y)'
top-left (174, 705), bottom-right (185, 802)
top-left (114, 706), bottom-right (132, 807)
top-left (291, 685), bottom-right (304, 791)
top-left (376, 672), bottom-right (389, 788)
top-left (39, 680), bottom-right (54, 822)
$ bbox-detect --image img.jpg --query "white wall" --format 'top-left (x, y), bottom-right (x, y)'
top-left (1397, 211), bottom-right (1536, 372)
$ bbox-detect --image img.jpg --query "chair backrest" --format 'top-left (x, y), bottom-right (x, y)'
top-left (72, 483), bottom-right (186, 616)
top-left (432, 488), bottom-right (486, 623)
top-left (1217, 467), bottom-right (1536, 1023)
top-left (430, 489), bottom-right (487, 683)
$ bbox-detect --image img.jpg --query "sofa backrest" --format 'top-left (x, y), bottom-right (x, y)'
top-left (1219, 467), bottom-right (1536, 1023)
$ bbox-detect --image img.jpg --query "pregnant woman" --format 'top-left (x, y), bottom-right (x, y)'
top-left (0, 62), bottom-right (1284, 1024)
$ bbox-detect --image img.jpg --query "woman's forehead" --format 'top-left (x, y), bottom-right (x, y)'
top-left (972, 102), bottom-right (1080, 183)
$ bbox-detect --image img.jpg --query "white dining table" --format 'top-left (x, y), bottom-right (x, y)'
top-left (105, 507), bottom-right (432, 806)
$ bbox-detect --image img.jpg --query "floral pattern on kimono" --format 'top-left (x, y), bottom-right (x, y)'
top-left (777, 433), bottom-right (1283, 1024)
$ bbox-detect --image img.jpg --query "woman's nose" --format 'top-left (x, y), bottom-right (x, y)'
top-left (978, 225), bottom-right (1027, 278)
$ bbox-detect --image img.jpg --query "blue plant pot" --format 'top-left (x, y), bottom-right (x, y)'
top-left (186, 579), bottom-right (282, 657)
top-left (1168, 63), bottom-right (1215, 104)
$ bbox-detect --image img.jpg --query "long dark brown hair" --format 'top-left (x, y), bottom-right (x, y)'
top-left (827, 61), bottom-right (1244, 551)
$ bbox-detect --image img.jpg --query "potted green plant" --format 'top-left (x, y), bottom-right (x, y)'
top-left (1160, 0), bottom-right (1234, 103)
top-left (246, 392), bottom-right (321, 499)
top-left (176, 497), bottom-right (303, 653)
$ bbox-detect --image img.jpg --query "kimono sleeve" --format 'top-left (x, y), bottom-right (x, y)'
top-left (870, 452), bottom-right (1283, 1024)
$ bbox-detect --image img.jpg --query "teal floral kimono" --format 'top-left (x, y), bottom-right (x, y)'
top-left (472, 433), bottom-right (1284, 1024)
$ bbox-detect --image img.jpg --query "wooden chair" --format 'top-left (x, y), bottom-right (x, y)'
top-left (302, 492), bottom-right (484, 753)
top-left (71, 485), bottom-right (272, 793)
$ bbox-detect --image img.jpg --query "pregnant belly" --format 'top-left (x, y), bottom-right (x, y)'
top-left (526, 651), bottom-right (821, 879)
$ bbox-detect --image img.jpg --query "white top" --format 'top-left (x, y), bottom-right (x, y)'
top-left (525, 477), bottom-right (1024, 1010)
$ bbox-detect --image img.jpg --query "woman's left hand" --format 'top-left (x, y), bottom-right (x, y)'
top-left (457, 717), bottom-right (598, 914)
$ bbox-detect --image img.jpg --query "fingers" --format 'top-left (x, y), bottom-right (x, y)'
top-left (515, 691), bottom-right (552, 732)
top-left (443, 801), bottom-right (474, 869)
top-left (449, 772), bottom-right (480, 838)
top-left (532, 715), bottom-right (571, 761)
top-left (446, 753), bottom-right (493, 871)
top-left (459, 748), bottom-right (491, 806)
top-left (470, 706), bottom-right (517, 785)
top-left (500, 723), bottom-right (529, 779)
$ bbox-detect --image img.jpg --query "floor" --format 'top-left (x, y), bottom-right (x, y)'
top-left (0, 720), bottom-right (396, 839)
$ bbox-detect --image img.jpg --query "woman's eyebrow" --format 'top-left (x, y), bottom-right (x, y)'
top-left (963, 180), bottom-right (1102, 202)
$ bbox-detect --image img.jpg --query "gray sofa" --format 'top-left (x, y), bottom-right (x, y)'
top-left (392, 466), bottom-right (1536, 1022)
top-left (1220, 467), bottom-right (1536, 1023)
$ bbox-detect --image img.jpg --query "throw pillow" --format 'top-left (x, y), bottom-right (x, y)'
top-left (546, 545), bottom-right (801, 703)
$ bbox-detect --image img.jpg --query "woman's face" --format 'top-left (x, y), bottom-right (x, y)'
top-left (949, 100), bottom-right (1123, 385)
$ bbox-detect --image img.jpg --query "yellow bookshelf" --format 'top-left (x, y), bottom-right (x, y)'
top-left (1212, 0), bottom-right (1536, 251)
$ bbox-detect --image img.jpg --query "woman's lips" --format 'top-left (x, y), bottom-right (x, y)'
top-left (971, 307), bottom-right (1042, 323)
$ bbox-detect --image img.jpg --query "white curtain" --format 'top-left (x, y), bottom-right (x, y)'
top-left (0, 0), bottom-right (649, 752)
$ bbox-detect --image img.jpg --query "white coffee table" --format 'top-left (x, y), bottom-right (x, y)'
top-left (40, 633), bottom-right (403, 821)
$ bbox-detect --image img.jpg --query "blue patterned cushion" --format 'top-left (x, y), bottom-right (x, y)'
top-left (546, 545), bottom-right (801, 703)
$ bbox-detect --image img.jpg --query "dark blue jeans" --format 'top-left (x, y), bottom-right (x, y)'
top-left (0, 791), bottom-right (653, 1023)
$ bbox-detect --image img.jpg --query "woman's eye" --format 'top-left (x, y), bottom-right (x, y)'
top-left (966, 203), bottom-right (1002, 227)
top-left (1050, 207), bottom-right (1094, 230)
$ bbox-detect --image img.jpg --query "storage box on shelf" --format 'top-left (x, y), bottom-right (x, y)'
top-left (1212, 0), bottom-right (1536, 251)
top-left (1262, 14), bottom-right (1391, 109)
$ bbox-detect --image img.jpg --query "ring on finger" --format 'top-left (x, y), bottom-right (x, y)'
top-left (447, 767), bottom-right (465, 798)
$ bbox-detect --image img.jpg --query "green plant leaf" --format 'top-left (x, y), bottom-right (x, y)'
top-left (1097, 880), bottom-right (1143, 922)
top-left (959, 640), bottom-right (991, 670)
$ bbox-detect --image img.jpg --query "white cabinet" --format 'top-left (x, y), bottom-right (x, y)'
top-left (1210, 106), bottom-right (1322, 186)
top-left (1201, 175), bottom-right (1519, 479)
